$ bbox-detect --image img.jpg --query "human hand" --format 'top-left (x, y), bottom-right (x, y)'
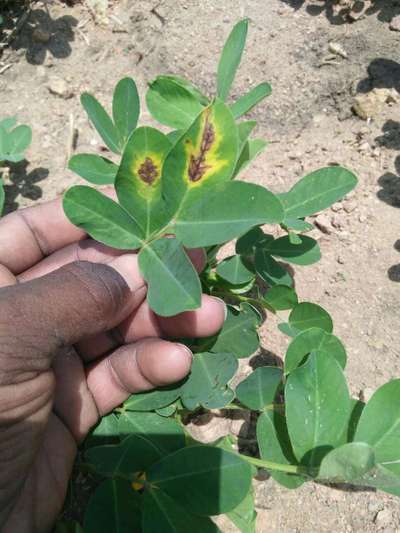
top-left (0, 198), bottom-right (226, 532)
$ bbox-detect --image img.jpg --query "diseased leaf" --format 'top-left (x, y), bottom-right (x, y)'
top-left (63, 186), bottom-right (143, 249)
top-left (217, 19), bottom-right (248, 101)
top-left (162, 100), bottom-right (239, 215)
top-left (180, 352), bottom-right (238, 410)
top-left (68, 154), bottom-right (118, 185)
top-left (263, 285), bottom-right (298, 311)
top-left (231, 82), bottom-right (272, 119)
top-left (175, 181), bottom-right (284, 248)
top-left (279, 167), bottom-right (358, 219)
top-left (257, 411), bottom-right (305, 489)
top-left (210, 304), bottom-right (260, 358)
top-left (146, 75), bottom-right (204, 129)
top-left (112, 77), bottom-right (140, 145)
top-left (81, 93), bottom-right (121, 154)
top-left (138, 237), bottom-right (201, 316)
top-left (216, 255), bottom-right (255, 285)
top-left (265, 235), bottom-right (321, 266)
top-left (84, 479), bottom-right (141, 533)
top-left (285, 352), bottom-right (351, 467)
top-left (255, 248), bottom-right (293, 287)
top-left (285, 327), bottom-right (346, 374)
top-left (148, 446), bottom-right (252, 515)
top-left (317, 442), bottom-right (375, 483)
top-left (236, 367), bottom-right (283, 410)
top-left (119, 412), bottom-right (185, 455)
top-left (289, 303), bottom-right (333, 333)
top-left (116, 127), bottom-right (172, 236)
top-left (143, 489), bottom-right (219, 533)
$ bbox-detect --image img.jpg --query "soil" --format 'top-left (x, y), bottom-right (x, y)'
top-left (1, 0), bottom-right (400, 531)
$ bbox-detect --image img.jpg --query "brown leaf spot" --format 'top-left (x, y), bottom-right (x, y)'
top-left (138, 157), bottom-right (158, 185)
top-left (188, 113), bottom-right (215, 182)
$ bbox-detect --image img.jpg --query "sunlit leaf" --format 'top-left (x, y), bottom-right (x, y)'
top-left (236, 367), bottom-right (283, 410)
top-left (68, 154), bottom-right (118, 184)
top-left (81, 93), bottom-right (121, 154)
top-left (317, 442), bottom-right (375, 483)
top-left (263, 285), bottom-right (298, 311)
top-left (279, 167), bottom-right (358, 219)
top-left (217, 19), bottom-right (248, 101)
top-left (124, 383), bottom-right (182, 412)
top-left (289, 303), bottom-right (333, 333)
top-left (63, 186), bottom-right (143, 248)
top-left (255, 248), bottom-right (293, 287)
top-left (265, 235), bottom-right (321, 266)
top-left (231, 82), bottom-right (272, 119)
top-left (175, 181), bottom-right (284, 248)
top-left (226, 486), bottom-right (257, 533)
top-left (285, 352), bottom-right (350, 467)
top-left (180, 352), bottom-right (238, 410)
top-left (115, 127), bottom-right (172, 236)
top-left (112, 77), bottom-right (140, 146)
top-left (233, 138), bottom-right (268, 178)
top-left (216, 255), bottom-right (255, 285)
top-left (285, 327), bottom-right (346, 374)
top-left (138, 237), bottom-right (201, 316)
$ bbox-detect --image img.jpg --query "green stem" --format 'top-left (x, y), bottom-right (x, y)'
top-left (240, 454), bottom-right (306, 475)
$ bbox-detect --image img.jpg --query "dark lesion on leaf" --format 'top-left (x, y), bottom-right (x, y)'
top-left (138, 157), bottom-right (158, 185)
top-left (188, 113), bottom-right (215, 182)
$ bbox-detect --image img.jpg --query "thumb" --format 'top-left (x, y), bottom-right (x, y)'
top-left (0, 257), bottom-right (146, 382)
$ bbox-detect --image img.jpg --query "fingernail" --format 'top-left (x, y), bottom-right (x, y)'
top-left (111, 254), bottom-right (145, 292)
top-left (175, 343), bottom-right (193, 360)
top-left (211, 296), bottom-right (228, 321)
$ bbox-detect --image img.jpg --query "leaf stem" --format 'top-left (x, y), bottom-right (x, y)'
top-left (239, 454), bottom-right (307, 475)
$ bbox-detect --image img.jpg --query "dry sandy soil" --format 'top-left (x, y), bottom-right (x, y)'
top-left (1, 0), bottom-right (400, 531)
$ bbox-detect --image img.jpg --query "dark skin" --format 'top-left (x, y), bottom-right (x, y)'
top-left (0, 198), bottom-right (226, 532)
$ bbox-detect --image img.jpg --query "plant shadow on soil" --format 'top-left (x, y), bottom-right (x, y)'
top-left (278, 0), bottom-right (399, 25)
top-left (9, 7), bottom-right (77, 65)
top-left (2, 161), bottom-right (48, 214)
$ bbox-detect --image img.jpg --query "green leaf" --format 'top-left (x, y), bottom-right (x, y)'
top-left (63, 186), bottom-right (143, 249)
top-left (254, 248), bottom-right (293, 287)
top-left (278, 322), bottom-right (299, 338)
top-left (285, 352), bottom-right (351, 467)
top-left (233, 138), bottom-right (268, 178)
top-left (285, 327), bottom-right (346, 374)
top-left (257, 411), bottom-right (305, 489)
top-left (81, 92), bottom-right (121, 154)
top-left (235, 226), bottom-right (268, 255)
top-left (86, 413), bottom-right (119, 448)
top-left (148, 445), bottom-right (252, 515)
top-left (354, 379), bottom-right (400, 477)
top-left (54, 520), bottom-right (84, 533)
top-left (282, 218), bottom-right (314, 232)
top-left (162, 100), bottom-right (239, 215)
top-left (216, 255), bottom-right (255, 285)
top-left (146, 75), bottom-right (204, 129)
top-left (289, 302), bottom-right (333, 333)
top-left (175, 181), bottom-right (284, 248)
top-left (347, 399), bottom-right (365, 442)
top-left (288, 231), bottom-right (302, 245)
top-left (86, 434), bottom-right (163, 477)
top-left (226, 486), bottom-right (257, 533)
top-left (143, 489), bottom-right (219, 533)
top-left (116, 127), bottom-right (172, 236)
top-left (237, 120), bottom-right (257, 149)
top-left (156, 404), bottom-right (177, 417)
top-left (317, 442), bottom-right (376, 483)
top-left (210, 303), bottom-right (260, 358)
top-left (279, 167), bottom-right (358, 219)
top-left (164, 75), bottom-right (209, 105)
top-left (217, 19), bottom-right (248, 101)
top-left (166, 129), bottom-right (183, 144)
top-left (0, 180), bottom-right (4, 216)
top-left (236, 367), bottom-right (283, 410)
top-left (84, 479), bottom-right (141, 533)
top-left (119, 412), bottom-right (185, 455)
top-left (7, 124), bottom-right (32, 155)
top-left (112, 77), bottom-right (140, 145)
top-left (180, 352), bottom-right (238, 410)
top-left (0, 116), bottom-right (17, 130)
top-left (138, 237), bottom-right (201, 316)
top-left (68, 154), bottom-right (118, 185)
top-left (265, 235), bottom-right (321, 266)
top-left (124, 383), bottom-right (182, 412)
top-left (231, 82), bottom-right (272, 119)
top-left (263, 285), bottom-right (298, 311)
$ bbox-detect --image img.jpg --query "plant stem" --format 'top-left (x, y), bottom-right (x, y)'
top-left (240, 454), bottom-right (306, 475)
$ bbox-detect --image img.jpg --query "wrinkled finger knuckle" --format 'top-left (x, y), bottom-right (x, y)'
top-left (65, 261), bottom-right (130, 327)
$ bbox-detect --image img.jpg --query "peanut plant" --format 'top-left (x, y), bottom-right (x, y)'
top-left (60, 20), bottom-right (400, 533)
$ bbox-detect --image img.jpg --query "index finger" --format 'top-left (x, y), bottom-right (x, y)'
top-left (0, 196), bottom-right (86, 274)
